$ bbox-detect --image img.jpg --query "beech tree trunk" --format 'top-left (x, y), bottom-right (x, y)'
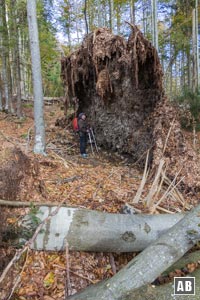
top-left (151, 0), bottom-right (158, 51)
top-left (124, 251), bottom-right (200, 300)
top-left (124, 268), bottom-right (200, 300)
top-left (0, 0), bottom-right (11, 112)
top-left (27, 0), bottom-right (46, 154)
top-left (0, 89), bottom-right (2, 111)
top-left (11, 0), bottom-right (22, 118)
top-left (22, 206), bottom-right (184, 252)
top-left (67, 204), bottom-right (200, 300)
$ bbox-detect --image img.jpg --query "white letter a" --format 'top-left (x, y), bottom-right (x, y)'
top-left (177, 281), bottom-right (184, 291)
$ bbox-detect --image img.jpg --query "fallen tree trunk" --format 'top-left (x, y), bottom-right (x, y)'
top-left (67, 204), bottom-right (200, 300)
top-left (124, 267), bottom-right (200, 300)
top-left (20, 206), bottom-right (184, 252)
top-left (124, 254), bottom-right (200, 300)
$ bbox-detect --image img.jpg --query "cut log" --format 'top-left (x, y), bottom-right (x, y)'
top-left (67, 204), bottom-right (200, 300)
top-left (21, 206), bottom-right (184, 252)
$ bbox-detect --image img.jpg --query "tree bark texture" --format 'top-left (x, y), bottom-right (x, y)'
top-left (27, 0), bottom-right (46, 154)
top-left (11, 0), bottom-right (22, 117)
top-left (22, 206), bottom-right (184, 252)
top-left (0, 0), bottom-right (11, 111)
top-left (151, 0), bottom-right (158, 51)
top-left (119, 251), bottom-right (200, 300)
top-left (124, 268), bottom-right (200, 300)
top-left (67, 204), bottom-right (200, 300)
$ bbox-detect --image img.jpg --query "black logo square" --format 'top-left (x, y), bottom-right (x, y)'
top-left (174, 277), bottom-right (195, 295)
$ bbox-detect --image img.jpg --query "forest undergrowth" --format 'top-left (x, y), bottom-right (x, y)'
top-left (0, 102), bottom-right (200, 300)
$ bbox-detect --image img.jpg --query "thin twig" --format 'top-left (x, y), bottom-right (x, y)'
top-left (50, 150), bottom-right (70, 168)
top-left (152, 171), bottom-right (184, 212)
top-left (7, 248), bottom-right (30, 300)
top-left (132, 150), bottom-right (149, 204)
top-left (163, 174), bottom-right (189, 209)
top-left (0, 199), bottom-right (77, 207)
top-left (53, 264), bottom-right (95, 284)
top-left (0, 247), bottom-right (28, 285)
top-left (153, 167), bottom-right (167, 203)
top-left (0, 185), bottom-right (79, 288)
top-left (50, 150), bottom-right (76, 167)
top-left (145, 159), bottom-right (165, 207)
top-left (162, 118), bottom-right (175, 156)
top-left (0, 130), bottom-right (16, 145)
top-left (69, 270), bottom-right (95, 284)
top-left (65, 241), bottom-right (71, 298)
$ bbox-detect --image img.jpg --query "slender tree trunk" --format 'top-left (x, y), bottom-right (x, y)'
top-left (97, 0), bottom-right (102, 27)
top-left (130, 0), bottom-right (136, 24)
top-left (109, 0), bottom-right (114, 32)
top-left (125, 267), bottom-right (200, 300)
top-left (116, 4), bottom-right (121, 34)
top-left (67, 204), bottom-right (200, 300)
top-left (0, 0), bottom-right (11, 112)
top-left (11, 0), bottom-right (22, 117)
top-left (142, 0), bottom-right (146, 35)
top-left (187, 50), bottom-right (191, 88)
top-left (84, 0), bottom-right (89, 34)
top-left (151, 0), bottom-right (158, 51)
top-left (75, 3), bottom-right (80, 43)
top-left (19, 29), bottom-right (29, 98)
top-left (192, 0), bottom-right (199, 92)
top-left (0, 89), bottom-right (2, 111)
top-left (195, 0), bottom-right (199, 90)
top-left (27, 0), bottom-right (46, 154)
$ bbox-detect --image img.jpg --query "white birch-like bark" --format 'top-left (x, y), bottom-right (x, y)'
top-left (27, 0), bottom-right (46, 154)
top-left (151, 0), bottom-right (158, 51)
top-left (68, 204), bottom-right (200, 300)
top-left (21, 206), bottom-right (184, 252)
top-left (192, 0), bottom-right (199, 92)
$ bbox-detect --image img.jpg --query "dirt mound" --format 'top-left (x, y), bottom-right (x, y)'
top-left (0, 147), bottom-right (46, 201)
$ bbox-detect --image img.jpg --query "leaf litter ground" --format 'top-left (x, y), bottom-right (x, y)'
top-left (0, 103), bottom-right (200, 299)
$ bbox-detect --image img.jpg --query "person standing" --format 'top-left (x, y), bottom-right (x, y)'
top-left (78, 113), bottom-right (88, 158)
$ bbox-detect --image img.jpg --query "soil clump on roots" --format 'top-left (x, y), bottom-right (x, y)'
top-left (61, 26), bottom-right (200, 191)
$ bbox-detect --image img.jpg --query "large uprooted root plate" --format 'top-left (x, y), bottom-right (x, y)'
top-left (61, 26), bottom-right (200, 189)
top-left (61, 26), bottom-right (163, 161)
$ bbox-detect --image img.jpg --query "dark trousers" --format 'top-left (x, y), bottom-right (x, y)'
top-left (79, 132), bottom-right (87, 154)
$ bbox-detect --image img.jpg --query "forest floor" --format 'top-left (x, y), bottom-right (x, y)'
top-left (0, 102), bottom-right (200, 300)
